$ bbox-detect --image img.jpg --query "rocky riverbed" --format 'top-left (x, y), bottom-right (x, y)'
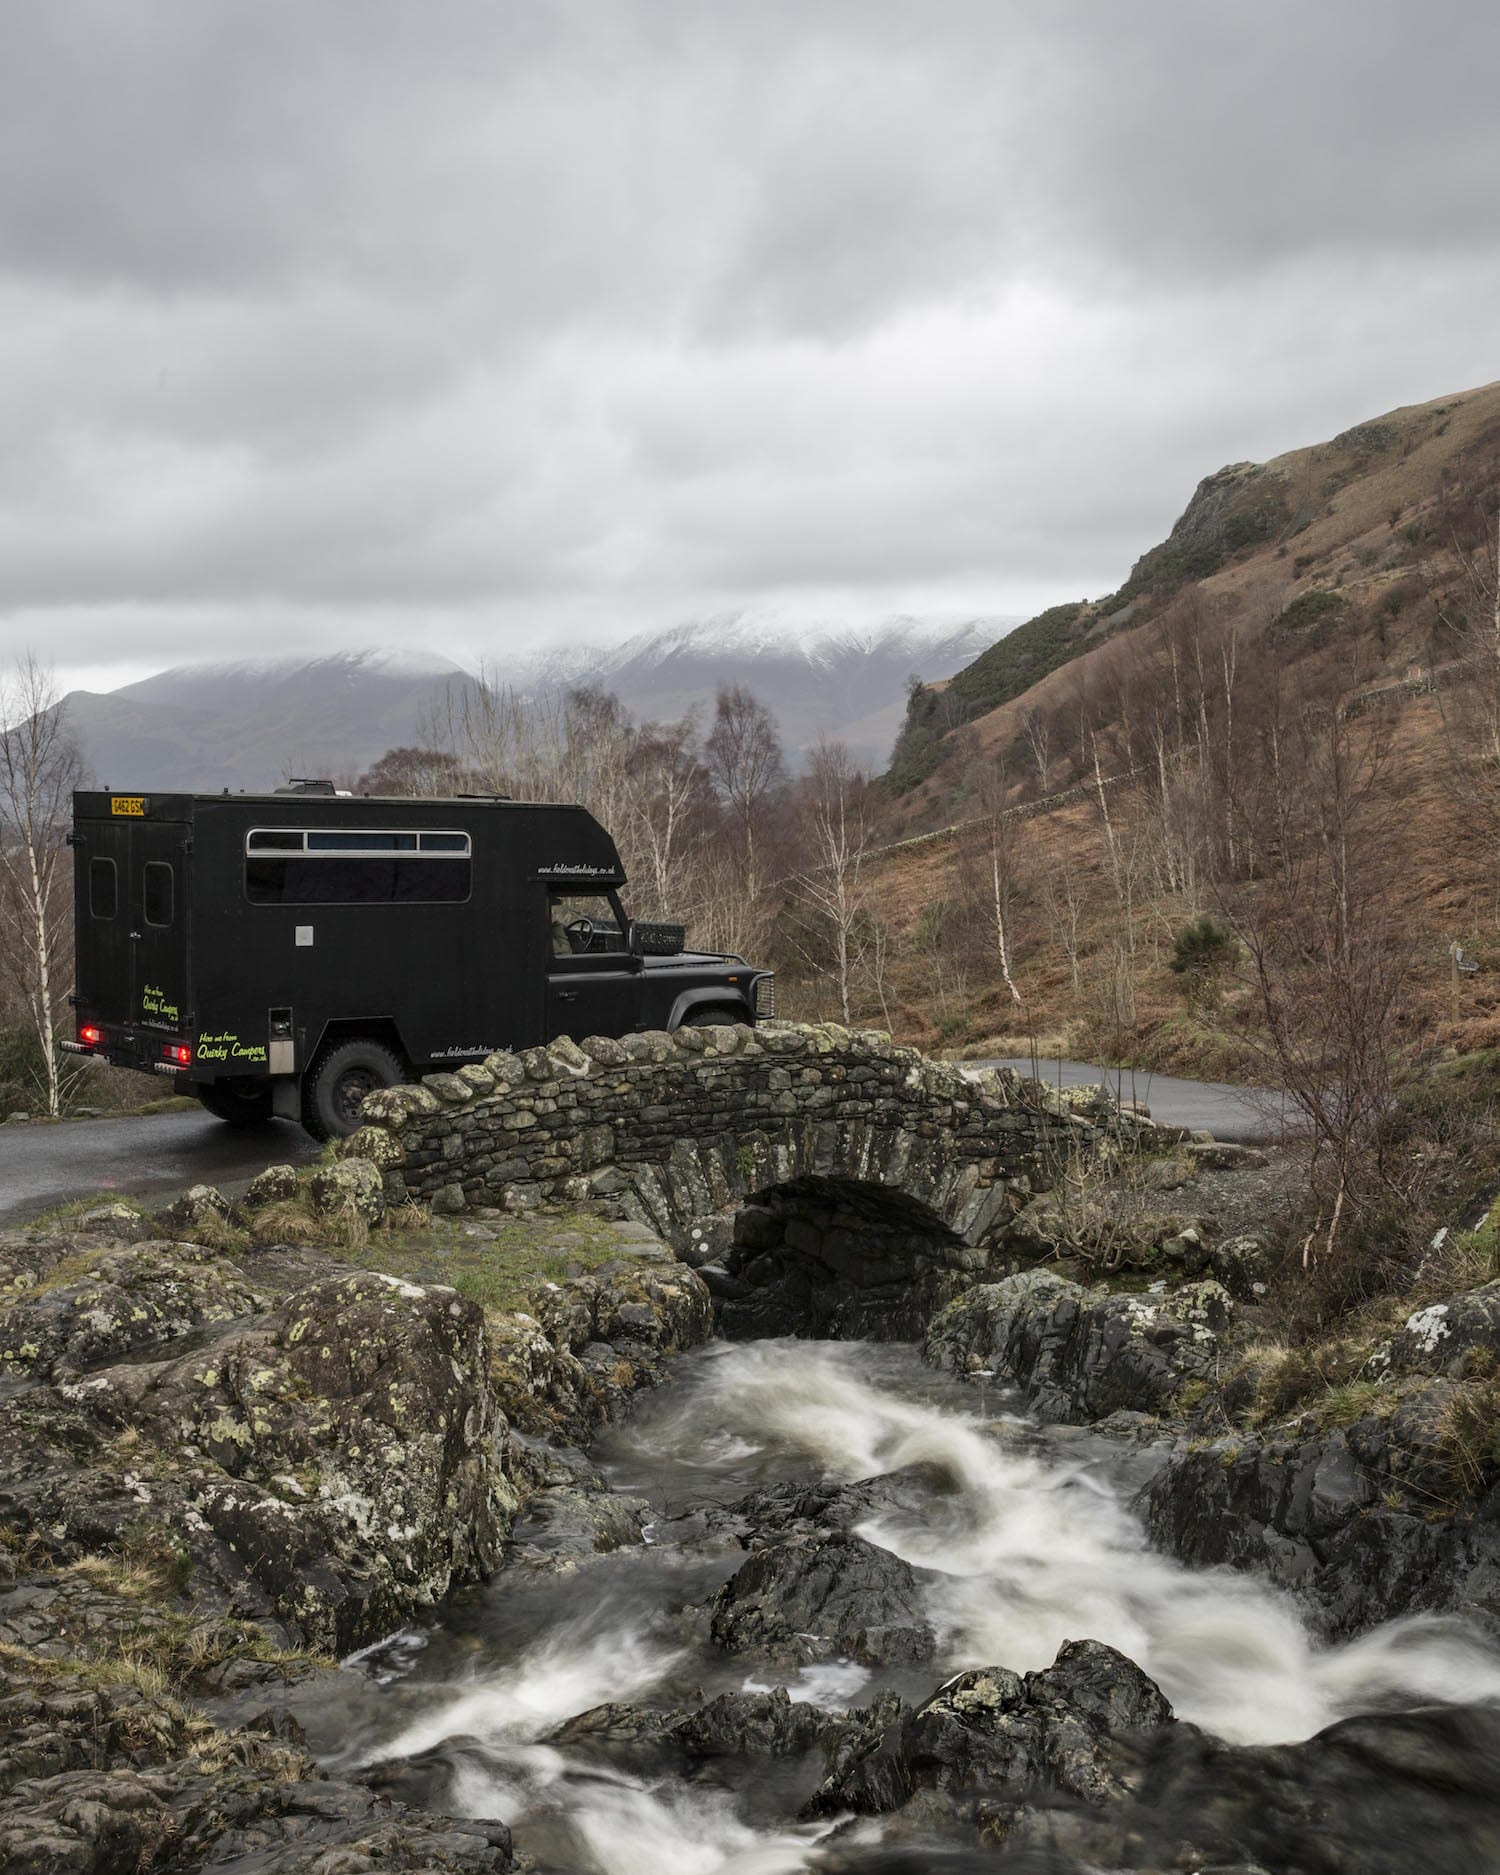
top-left (6, 1101), bottom-right (1500, 1872)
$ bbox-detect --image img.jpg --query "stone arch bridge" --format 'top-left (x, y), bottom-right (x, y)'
top-left (348, 1023), bottom-right (1095, 1337)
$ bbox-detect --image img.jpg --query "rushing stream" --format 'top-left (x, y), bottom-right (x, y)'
top-left (295, 1340), bottom-right (1500, 1871)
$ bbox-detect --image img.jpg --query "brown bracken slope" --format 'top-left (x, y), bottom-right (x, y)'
top-left (851, 379), bottom-right (1500, 1065)
top-left (886, 377), bottom-right (1500, 831)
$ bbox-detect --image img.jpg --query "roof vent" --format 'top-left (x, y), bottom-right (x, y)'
top-left (276, 779), bottom-right (340, 796)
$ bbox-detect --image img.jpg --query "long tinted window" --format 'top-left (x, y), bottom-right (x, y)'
top-left (246, 857), bottom-right (470, 904)
top-left (244, 828), bottom-right (471, 905)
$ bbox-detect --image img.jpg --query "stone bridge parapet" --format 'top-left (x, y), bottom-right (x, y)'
top-left (346, 1022), bottom-right (1100, 1336)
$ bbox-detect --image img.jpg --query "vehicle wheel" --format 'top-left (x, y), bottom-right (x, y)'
top-left (195, 1080), bottom-right (275, 1127)
top-left (687, 1006), bottom-right (743, 1028)
top-left (303, 1040), bottom-right (405, 1141)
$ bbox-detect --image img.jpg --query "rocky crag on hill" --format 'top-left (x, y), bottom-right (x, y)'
top-left (887, 377), bottom-right (1500, 810)
top-left (5, 1025), bottom-right (1500, 1868)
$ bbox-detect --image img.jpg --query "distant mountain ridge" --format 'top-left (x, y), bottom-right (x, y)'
top-left (59, 614), bottom-right (1019, 793)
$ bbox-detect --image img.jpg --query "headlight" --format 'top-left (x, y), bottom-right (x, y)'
top-left (753, 974), bottom-right (776, 1019)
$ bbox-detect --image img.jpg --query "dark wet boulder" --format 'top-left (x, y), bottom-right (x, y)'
top-left (820, 1701), bottom-right (1500, 1871)
top-left (925, 1268), bottom-right (1234, 1425)
top-left (1063, 1701), bottom-right (1500, 1875)
top-left (806, 1639), bottom-right (1175, 1824)
top-left (0, 1647), bottom-right (513, 1875)
top-left (549, 1687), bottom-right (836, 1774)
top-left (728, 1465), bottom-right (955, 1546)
top-left (502, 1481), bottom-right (651, 1568)
top-left (487, 1251), bottom-right (712, 1443)
top-left (0, 1258), bottom-right (514, 1655)
top-left (709, 1530), bottom-right (936, 1666)
top-left (1139, 1395), bottom-right (1500, 1638)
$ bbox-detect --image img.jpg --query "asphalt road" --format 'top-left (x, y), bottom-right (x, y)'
top-left (0, 1109), bottom-right (321, 1227)
top-left (979, 1057), bottom-right (1291, 1143)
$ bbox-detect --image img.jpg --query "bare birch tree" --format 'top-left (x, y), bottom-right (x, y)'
top-left (0, 654), bottom-right (83, 1117)
top-left (1221, 704), bottom-right (1412, 1266)
top-left (626, 714), bottom-right (710, 920)
top-left (788, 740), bottom-right (871, 1025)
top-left (965, 761), bottom-right (1024, 1007)
top-left (704, 684), bottom-right (787, 891)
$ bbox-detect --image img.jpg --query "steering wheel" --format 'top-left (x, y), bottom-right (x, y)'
top-left (563, 915), bottom-right (596, 952)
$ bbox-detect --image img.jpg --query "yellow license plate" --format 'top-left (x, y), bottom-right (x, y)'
top-left (110, 796), bottom-right (146, 817)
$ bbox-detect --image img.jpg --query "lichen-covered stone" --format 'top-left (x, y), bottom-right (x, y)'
top-left (241, 1164), bottom-right (299, 1209)
top-left (0, 1646), bottom-right (513, 1873)
top-left (1390, 1281), bottom-right (1500, 1376)
top-left (70, 1201), bottom-right (154, 1241)
top-left (487, 1251), bottom-right (712, 1443)
top-left (334, 1124), bottom-right (405, 1171)
top-left (308, 1156), bottom-right (386, 1228)
top-left (546, 1035), bottom-right (592, 1077)
top-left (0, 1242), bottom-right (261, 1380)
top-left (158, 1184), bottom-right (230, 1235)
top-left (0, 1248), bottom-right (512, 1655)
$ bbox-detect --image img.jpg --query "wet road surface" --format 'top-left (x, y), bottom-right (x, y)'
top-left (0, 1109), bottom-right (320, 1226)
top-left (977, 1057), bottom-right (1291, 1142)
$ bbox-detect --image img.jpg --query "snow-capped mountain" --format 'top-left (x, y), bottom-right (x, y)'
top-left (60, 650), bottom-right (478, 796)
top-left (552, 615), bottom-right (1010, 763)
top-left (58, 617), bottom-right (1018, 793)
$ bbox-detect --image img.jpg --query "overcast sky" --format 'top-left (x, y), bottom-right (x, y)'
top-left (4, 1), bottom-right (1499, 697)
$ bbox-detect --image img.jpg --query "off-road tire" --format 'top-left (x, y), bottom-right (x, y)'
top-left (195, 1080), bottom-right (275, 1128)
top-left (687, 1006), bottom-right (744, 1028)
top-left (302, 1040), bottom-right (405, 1142)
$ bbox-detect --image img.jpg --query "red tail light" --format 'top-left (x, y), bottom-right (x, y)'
top-left (79, 1025), bottom-right (102, 1047)
top-left (163, 1044), bottom-right (192, 1066)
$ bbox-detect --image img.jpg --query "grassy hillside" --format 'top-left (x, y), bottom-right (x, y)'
top-left (884, 379), bottom-right (1500, 823)
top-left (778, 378), bottom-right (1500, 1079)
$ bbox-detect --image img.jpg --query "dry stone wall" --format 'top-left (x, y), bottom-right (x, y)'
top-left (346, 1023), bottom-right (1094, 1335)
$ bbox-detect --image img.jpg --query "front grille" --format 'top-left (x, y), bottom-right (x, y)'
top-left (753, 974), bottom-right (776, 1019)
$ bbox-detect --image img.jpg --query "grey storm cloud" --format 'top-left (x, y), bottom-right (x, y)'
top-left (3, 0), bottom-right (1500, 687)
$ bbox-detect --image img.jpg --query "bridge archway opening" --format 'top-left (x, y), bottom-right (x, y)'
top-left (713, 1175), bottom-right (975, 1342)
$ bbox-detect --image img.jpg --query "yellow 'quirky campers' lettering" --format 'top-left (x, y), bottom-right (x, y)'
top-left (195, 1031), bottom-right (267, 1064)
top-left (140, 984), bottom-right (180, 1023)
top-left (110, 796), bottom-right (146, 816)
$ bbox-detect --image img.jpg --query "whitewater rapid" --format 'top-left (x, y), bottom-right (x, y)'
top-left (322, 1338), bottom-right (1500, 1872)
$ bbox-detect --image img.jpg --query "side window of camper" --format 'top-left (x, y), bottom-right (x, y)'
top-left (244, 829), bottom-right (472, 904)
top-left (143, 862), bottom-right (174, 927)
top-left (89, 857), bottom-right (118, 919)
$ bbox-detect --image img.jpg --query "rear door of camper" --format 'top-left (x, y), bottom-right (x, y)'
top-left (77, 799), bottom-right (190, 1037)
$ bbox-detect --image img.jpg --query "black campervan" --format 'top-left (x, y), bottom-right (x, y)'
top-left (67, 784), bottom-right (774, 1138)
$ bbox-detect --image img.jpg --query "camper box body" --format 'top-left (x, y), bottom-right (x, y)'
top-left (69, 789), bottom-right (770, 1132)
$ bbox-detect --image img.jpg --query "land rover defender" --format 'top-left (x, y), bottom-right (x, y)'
top-left (66, 785), bottom-right (774, 1139)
